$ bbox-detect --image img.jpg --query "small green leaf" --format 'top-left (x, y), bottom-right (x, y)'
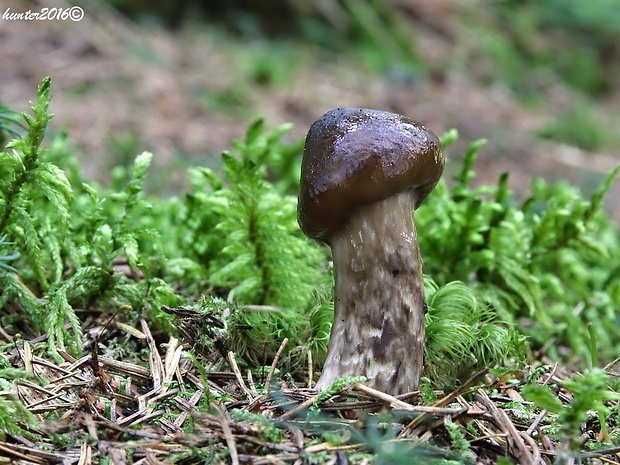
top-left (244, 118), bottom-right (265, 145)
top-left (439, 128), bottom-right (459, 148)
top-left (522, 384), bottom-right (563, 413)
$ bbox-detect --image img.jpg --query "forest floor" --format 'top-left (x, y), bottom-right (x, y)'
top-left (3, 1), bottom-right (620, 463)
top-left (6, 317), bottom-right (617, 464)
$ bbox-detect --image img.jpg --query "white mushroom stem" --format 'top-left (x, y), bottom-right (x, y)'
top-left (316, 191), bottom-right (426, 394)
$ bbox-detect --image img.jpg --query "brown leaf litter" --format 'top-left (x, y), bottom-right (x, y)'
top-left (1, 315), bottom-right (620, 464)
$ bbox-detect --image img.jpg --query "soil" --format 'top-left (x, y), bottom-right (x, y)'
top-left (2, 0), bottom-right (619, 215)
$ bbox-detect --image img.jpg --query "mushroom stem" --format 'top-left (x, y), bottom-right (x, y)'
top-left (316, 191), bottom-right (426, 394)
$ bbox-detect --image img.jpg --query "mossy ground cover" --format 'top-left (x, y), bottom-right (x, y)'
top-left (1, 75), bottom-right (620, 463)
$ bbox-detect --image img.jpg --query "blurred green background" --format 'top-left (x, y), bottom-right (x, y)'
top-left (107, 0), bottom-right (620, 97)
top-left (2, 0), bottom-right (619, 211)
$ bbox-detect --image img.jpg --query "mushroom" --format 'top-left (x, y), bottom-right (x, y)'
top-left (298, 108), bottom-right (444, 395)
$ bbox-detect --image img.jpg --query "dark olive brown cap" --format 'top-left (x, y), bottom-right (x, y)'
top-left (298, 107), bottom-right (444, 241)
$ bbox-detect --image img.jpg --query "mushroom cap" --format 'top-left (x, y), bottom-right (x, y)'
top-left (298, 107), bottom-right (444, 241)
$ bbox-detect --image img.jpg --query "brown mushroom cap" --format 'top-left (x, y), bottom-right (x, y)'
top-left (298, 107), bottom-right (444, 241)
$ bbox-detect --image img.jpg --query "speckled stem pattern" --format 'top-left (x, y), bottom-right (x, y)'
top-left (315, 191), bottom-right (426, 394)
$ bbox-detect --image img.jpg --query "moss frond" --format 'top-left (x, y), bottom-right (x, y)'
top-left (424, 279), bottom-right (527, 388)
